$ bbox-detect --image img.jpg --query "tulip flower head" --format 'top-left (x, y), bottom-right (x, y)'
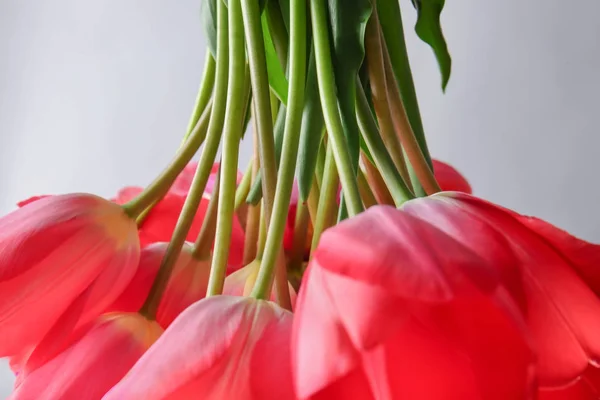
top-left (104, 296), bottom-right (294, 400)
top-left (9, 313), bottom-right (162, 400)
top-left (0, 194), bottom-right (140, 358)
top-left (292, 205), bottom-right (535, 400)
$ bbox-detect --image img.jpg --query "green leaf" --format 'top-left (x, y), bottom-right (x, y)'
top-left (410, 0), bottom-right (451, 90)
top-left (200, 0), bottom-right (218, 58)
top-left (326, 0), bottom-right (373, 175)
top-left (297, 49), bottom-right (325, 202)
top-left (262, 14), bottom-right (289, 105)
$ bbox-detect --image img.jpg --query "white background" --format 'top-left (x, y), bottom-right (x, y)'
top-left (1, 0), bottom-right (599, 397)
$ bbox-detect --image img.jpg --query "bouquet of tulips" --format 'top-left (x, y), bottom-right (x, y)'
top-left (3, 0), bottom-right (598, 399)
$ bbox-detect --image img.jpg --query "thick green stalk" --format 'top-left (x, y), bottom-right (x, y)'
top-left (182, 55), bottom-right (216, 144)
top-left (206, 0), bottom-right (247, 297)
top-left (310, 0), bottom-right (363, 217)
top-left (252, 0), bottom-right (306, 305)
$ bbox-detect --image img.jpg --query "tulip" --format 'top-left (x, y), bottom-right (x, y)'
top-left (0, 194), bottom-right (139, 358)
top-left (431, 159), bottom-right (472, 193)
top-left (292, 205), bottom-right (535, 399)
top-left (400, 192), bottom-right (600, 396)
top-left (10, 313), bottom-right (162, 400)
top-left (223, 259), bottom-right (297, 308)
top-left (104, 296), bottom-right (294, 400)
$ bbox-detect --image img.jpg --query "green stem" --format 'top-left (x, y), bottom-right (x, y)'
top-left (122, 98), bottom-right (213, 219)
top-left (364, 13), bottom-right (412, 187)
top-left (191, 167), bottom-right (221, 260)
top-left (381, 36), bottom-right (440, 195)
top-left (361, 152), bottom-right (395, 206)
top-left (182, 54), bottom-right (216, 144)
top-left (356, 80), bottom-right (414, 206)
top-left (310, 143), bottom-right (340, 253)
top-left (241, 0), bottom-right (278, 222)
top-left (256, 205), bottom-right (267, 260)
top-left (310, 0), bottom-right (363, 217)
top-left (234, 161), bottom-right (253, 211)
top-left (206, 0), bottom-right (247, 297)
top-left (357, 169), bottom-right (378, 208)
top-left (377, 0), bottom-right (431, 196)
top-left (138, 0), bottom-right (230, 319)
top-left (251, 0), bottom-right (306, 306)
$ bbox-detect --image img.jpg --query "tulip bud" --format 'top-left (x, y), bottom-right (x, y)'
top-left (10, 313), bottom-right (162, 400)
top-left (0, 194), bottom-right (139, 358)
top-left (105, 296), bottom-right (294, 400)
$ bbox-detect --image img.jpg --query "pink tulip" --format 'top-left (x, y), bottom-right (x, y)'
top-left (292, 205), bottom-right (535, 399)
top-left (223, 259), bottom-right (297, 309)
top-left (104, 296), bottom-right (294, 400)
top-left (0, 194), bottom-right (139, 359)
top-left (10, 313), bottom-right (162, 400)
top-left (401, 192), bottom-right (600, 396)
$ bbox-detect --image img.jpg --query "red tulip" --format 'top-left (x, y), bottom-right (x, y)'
top-left (104, 296), bottom-right (294, 400)
top-left (10, 313), bottom-right (162, 400)
top-left (223, 259), bottom-right (298, 308)
top-left (292, 205), bottom-right (535, 399)
top-left (0, 194), bottom-right (139, 358)
top-left (432, 159), bottom-right (472, 193)
top-left (401, 192), bottom-right (600, 396)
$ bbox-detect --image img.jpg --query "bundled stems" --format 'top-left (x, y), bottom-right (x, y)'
top-left (243, 128), bottom-right (262, 265)
top-left (364, 10), bottom-right (412, 188)
top-left (206, 0), bottom-right (248, 297)
top-left (361, 153), bottom-right (395, 206)
top-left (356, 80), bottom-right (414, 205)
top-left (381, 34), bottom-right (441, 195)
top-left (138, 0), bottom-right (230, 319)
top-left (182, 55), bottom-right (216, 144)
top-left (310, 0), bottom-right (363, 217)
top-left (251, 0), bottom-right (306, 305)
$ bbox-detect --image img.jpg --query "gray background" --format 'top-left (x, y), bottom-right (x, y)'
top-left (1, 0), bottom-right (599, 397)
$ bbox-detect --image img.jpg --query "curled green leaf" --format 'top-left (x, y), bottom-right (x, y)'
top-left (410, 0), bottom-right (452, 90)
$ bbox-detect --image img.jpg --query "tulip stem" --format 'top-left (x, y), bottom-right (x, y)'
top-left (206, 0), bottom-right (248, 297)
top-left (356, 80), bottom-right (414, 206)
top-left (361, 153), bottom-right (395, 206)
top-left (381, 33), bottom-right (441, 195)
top-left (311, 144), bottom-right (340, 252)
top-left (181, 54), bottom-right (216, 145)
top-left (310, 0), bottom-right (364, 217)
top-left (357, 168), bottom-right (378, 208)
top-left (139, 0), bottom-right (230, 319)
top-left (191, 167), bottom-right (221, 260)
top-left (234, 161), bottom-right (253, 211)
top-left (288, 201), bottom-right (310, 276)
top-left (122, 100), bottom-right (213, 219)
top-left (251, 0), bottom-right (306, 305)
top-left (243, 120), bottom-right (263, 265)
top-left (364, 11), bottom-right (412, 188)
